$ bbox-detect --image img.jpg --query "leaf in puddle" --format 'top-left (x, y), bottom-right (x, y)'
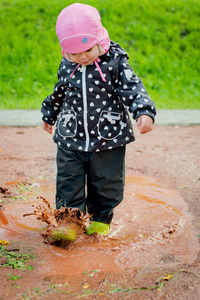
top-left (0, 246), bottom-right (36, 270)
top-left (13, 260), bottom-right (26, 269)
top-left (27, 265), bottom-right (34, 271)
top-left (82, 284), bottom-right (90, 289)
top-left (82, 269), bottom-right (100, 276)
top-left (8, 273), bottom-right (22, 281)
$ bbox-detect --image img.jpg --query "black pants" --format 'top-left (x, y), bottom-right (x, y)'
top-left (56, 145), bottom-right (126, 224)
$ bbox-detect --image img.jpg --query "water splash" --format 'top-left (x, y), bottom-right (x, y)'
top-left (23, 196), bottom-right (89, 247)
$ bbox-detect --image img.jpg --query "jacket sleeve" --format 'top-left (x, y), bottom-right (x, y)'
top-left (41, 60), bottom-right (66, 125)
top-left (114, 56), bottom-right (156, 122)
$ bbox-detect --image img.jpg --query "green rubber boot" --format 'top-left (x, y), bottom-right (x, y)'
top-left (86, 221), bottom-right (110, 236)
top-left (51, 224), bottom-right (78, 242)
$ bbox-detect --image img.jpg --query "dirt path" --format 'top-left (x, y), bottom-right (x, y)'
top-left (0, 125), bottom-right (200, 299)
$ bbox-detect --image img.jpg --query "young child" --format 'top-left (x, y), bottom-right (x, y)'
top-left (41, 3), bottom-right (156, 238)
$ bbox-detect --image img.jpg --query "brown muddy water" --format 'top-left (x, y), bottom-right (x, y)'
top-left (0, 175), bottom-right (198, 277)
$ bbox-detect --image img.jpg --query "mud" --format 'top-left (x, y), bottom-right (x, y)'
top-left (0, 125), bottom-right (200, 299)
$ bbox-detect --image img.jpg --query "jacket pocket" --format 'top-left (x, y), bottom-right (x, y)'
top-left (57, 109), bottom-right (77, 138)
top-left (97, 110), bottom-right (123, 140)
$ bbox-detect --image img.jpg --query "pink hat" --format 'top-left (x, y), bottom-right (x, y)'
top-left (56, 3), bottom-right (110, 55)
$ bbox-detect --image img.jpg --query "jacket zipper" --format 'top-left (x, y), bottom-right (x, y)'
top-left (82, 65), bottom-right (90, 151)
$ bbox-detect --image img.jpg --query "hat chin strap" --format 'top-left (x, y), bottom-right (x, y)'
top-left (94, 58), bottom-right (106, 82)
top-left (70, 63), bottom-right (81, 78)
top-left (69, 57), bottom-right (106, 82)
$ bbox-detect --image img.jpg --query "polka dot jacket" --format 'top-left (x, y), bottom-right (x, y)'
top-left (41, 41), bottom-right (156, 152)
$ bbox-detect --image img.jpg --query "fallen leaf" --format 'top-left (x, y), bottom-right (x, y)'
top-left (179, 185), bottom-right (189, 189)
top-left (163, 274), bottom-right (172, 280)
top-left (8, 273), bottom-right (22, 281)
top-left (82, 269), bottom-right (100, 276)
top-left (0, 240), bottom-right (8, 245)
top-left (82, 284), bottom-right (90, 289)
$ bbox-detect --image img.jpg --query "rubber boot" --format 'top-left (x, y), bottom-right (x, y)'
top-left (86, 221), bottom-right (110, 236)
top-left (51, 222), bottom-right (79, 242)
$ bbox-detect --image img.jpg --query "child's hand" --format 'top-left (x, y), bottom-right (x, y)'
top-left (137, 115), bottom-right (153, 134)
top-left (43, 121), bottom-right (53, 134)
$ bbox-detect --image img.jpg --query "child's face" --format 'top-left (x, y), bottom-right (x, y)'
top-left (66, 44), bottom-right (100, 65)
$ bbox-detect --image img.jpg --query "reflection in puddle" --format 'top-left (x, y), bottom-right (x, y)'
top-left (0, 175), bottom-right (198, 276)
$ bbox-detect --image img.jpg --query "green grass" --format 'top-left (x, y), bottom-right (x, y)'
top-left (0, 0), bottom-right (200, 109)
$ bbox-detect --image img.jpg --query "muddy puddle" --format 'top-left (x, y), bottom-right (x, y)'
top-left (0, 175), bottom-right (198, 277)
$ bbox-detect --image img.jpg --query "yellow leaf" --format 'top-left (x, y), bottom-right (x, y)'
top-left (163, 274), bottom-right (172, 280)
top-left (82, 284), bottom-right (90, 289)
top-left (0, 240), bottom-right (9, 245)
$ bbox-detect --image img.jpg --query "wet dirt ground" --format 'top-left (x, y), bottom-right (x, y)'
top-left (0, 125), bottom-right (200, 299)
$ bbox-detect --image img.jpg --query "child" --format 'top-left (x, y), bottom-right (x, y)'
top-left (41, 3), bottom-right (156, 238)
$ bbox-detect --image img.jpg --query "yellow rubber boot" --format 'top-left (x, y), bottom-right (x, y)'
top-left (86, 221), bottom-right (110, 236)
top-left (51, 223), bottom-right (79, 242)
